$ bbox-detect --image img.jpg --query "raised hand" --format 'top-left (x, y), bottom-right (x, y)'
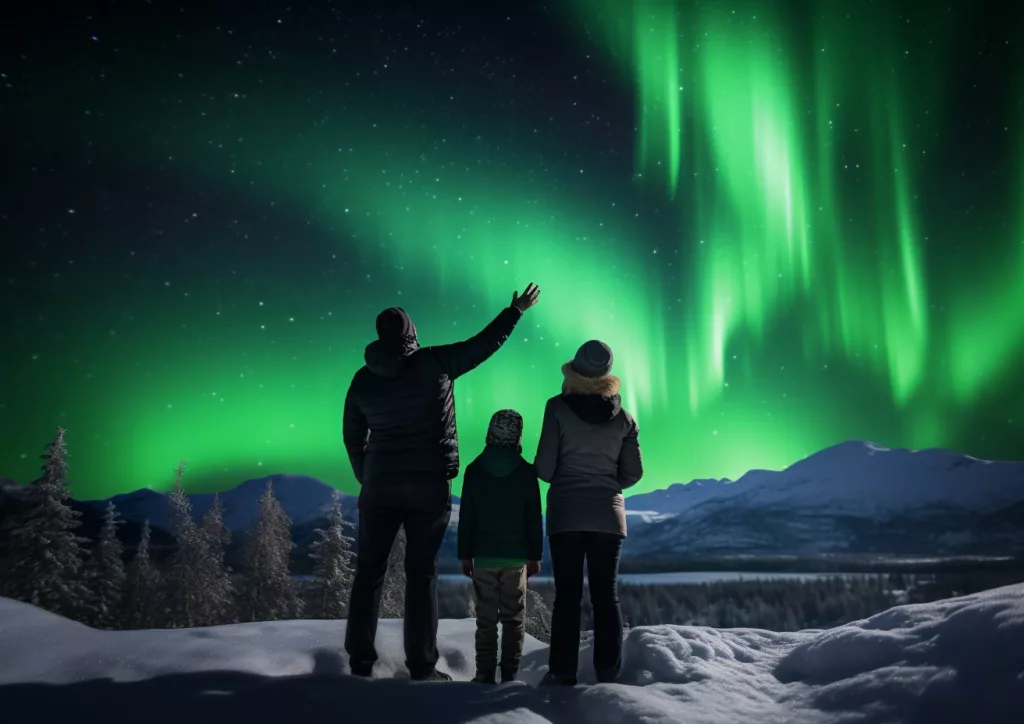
top-left (511, 282), bottom-right (541, 313)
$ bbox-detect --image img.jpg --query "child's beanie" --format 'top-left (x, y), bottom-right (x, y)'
top-left (486, 409), bottom-right (523, 449)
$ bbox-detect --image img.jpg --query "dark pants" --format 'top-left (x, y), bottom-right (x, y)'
top-left (547, 531), bottom-right (624, 680)
top-left (344, 480), bottom-right (452, 678)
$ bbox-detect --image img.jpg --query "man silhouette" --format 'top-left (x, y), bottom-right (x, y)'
top-left (343, 283), bottom-right (541, 681)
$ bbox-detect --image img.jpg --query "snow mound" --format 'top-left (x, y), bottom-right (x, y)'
top-left (1, 585), bottom-right (1022, 724)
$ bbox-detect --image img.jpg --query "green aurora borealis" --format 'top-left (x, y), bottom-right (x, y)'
top-left (0, 0), bottom-right (1022, 500)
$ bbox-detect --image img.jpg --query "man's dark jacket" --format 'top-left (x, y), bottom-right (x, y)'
top-left (457, 445), bottom-right (544, 562)
top-left (343, 306), bottom-right (523, 486)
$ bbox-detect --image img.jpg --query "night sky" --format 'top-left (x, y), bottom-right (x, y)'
top-left (1, 0), bottom-right (1022, 501)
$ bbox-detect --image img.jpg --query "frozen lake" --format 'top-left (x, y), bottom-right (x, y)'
top-left (295, 570), bottom-right (857, 585)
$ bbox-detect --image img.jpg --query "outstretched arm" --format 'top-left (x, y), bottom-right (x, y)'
top-left (534, 400), bottom-right (560, 483)
top-left (429, 306), bottom-right (523, 380)
top-left (342, 382), bottom-right (368, 485)
top-left (617, 414), bottom-right (643, 490)
top-left (429, 283), bottom-right (539, 380)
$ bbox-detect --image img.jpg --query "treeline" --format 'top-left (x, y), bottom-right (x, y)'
top-left (435, 577), bottom-right (892, 632)
top-left (3, 429), bottom-right (1017, 642)
top-left (0, 428), bottom-right (358, 629)
top-left (0, 428), bottom-right (554, 642)
top-left (437, 569), bottom-right (1024, 633)
top-left (621, 555), bottom-right (1024, 576)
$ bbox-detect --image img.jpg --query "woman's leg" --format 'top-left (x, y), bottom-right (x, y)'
top-left (585, 532), bottom-right (624, 681)
top-left (546, 532), bottom-right (587, 681)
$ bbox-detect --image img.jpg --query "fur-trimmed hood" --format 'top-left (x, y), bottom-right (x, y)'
top-left (561, 362), bottom-right (621, 396)
top-left (560, 361), bottom-right (622, 423)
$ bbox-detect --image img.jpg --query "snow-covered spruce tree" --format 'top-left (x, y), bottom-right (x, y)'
top-left (307, 490), bottom-right (355, 619)
top-left (525, 588), bottom-right (552, 644)
top-left (379, 526), bottom-right (407, 618)
top-left (239, 480), bottom-right (302, 621)
top-left (0, 427), bottom-right (91, 620)
top-left (164, 461), bottom-right (223, 627)
top-left (121, 520), bottom-right (163, 629)
top-left (85, 501), bottom-right (126, 629)
top-left (200, 493), bottom-right (235, 623)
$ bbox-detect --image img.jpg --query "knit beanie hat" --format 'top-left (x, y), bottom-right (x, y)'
top-left (486, 409), bottom-right (523, 449)
top-left (571, 340), bottom-right (614, 378)
top-left (375, 307), bottom-right (417, 341)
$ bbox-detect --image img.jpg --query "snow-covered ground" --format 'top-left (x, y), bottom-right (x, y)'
top-left (1, 585), bottom-right (1022, 724)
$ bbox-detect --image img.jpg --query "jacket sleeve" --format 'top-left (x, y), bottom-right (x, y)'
top-left (342, 381), bottom-right (368, 485)
top-left (524, 465), bottom-right (544, 561)
top-left (428, 306), bottom-right (523, 380)
top-left (457, 466), bottom-right (476, 561)
top-left (617, 413), bottom-right (643, 490)
top-left (534, 399), bottom-right (560, 483)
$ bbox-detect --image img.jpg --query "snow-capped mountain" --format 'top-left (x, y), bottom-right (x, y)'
top-left (622, 441), bottom-right (1024, 557)
top-left (9, 439), bottom-right (1023, 566)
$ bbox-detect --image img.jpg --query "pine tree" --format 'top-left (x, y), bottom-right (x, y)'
top-left (200, 494), bottom-right (235, 623)
top-left (379, 526), bottom-right (406, 618)
top-left (86, 501), bottom-right (126, 629)
top-left (308, 491), bottom-right (354, 619)
top-left (122, 520), bottom-right (163, 629)
top-left (164, 461), bottom-right (222, 627)
top-left (0, 428), bottom-right (91, 619)
top-left (240, 480), bottom-right (302, 621)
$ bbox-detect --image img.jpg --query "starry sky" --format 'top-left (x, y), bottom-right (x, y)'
top-left (1, 0), bottom-right (1022, 501)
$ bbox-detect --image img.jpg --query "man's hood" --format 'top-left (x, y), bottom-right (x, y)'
top-left (364, 336), bottom-right (419, 377)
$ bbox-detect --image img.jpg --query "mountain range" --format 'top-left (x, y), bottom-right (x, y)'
top-left (2, 441), bottom-right (1023, 571)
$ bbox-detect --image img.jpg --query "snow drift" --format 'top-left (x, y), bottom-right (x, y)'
top-left (1, 584), bottom-right (1021, 724)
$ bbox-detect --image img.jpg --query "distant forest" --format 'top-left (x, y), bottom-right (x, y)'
top-left (437, 567), bottom-right (1024, 633)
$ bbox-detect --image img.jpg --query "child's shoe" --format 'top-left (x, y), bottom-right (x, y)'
top-left (472, 669), bottom-right (497, 684)
top-left (500, 666), bottom-right (518, 683)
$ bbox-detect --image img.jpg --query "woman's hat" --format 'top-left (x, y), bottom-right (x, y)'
top-left (571, 340), bottom-right (614, 378)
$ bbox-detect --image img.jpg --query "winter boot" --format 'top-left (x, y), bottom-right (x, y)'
top-left (539, 670), bottom-right (577, 687)
top-left (350, 663), bottom-right (374, 678)
top-left (472, 669), bottom-right (497, 685)
top-left (500, 666), bottom-right (518, 684)
top-left (411, 668), bottom-right (453, 682)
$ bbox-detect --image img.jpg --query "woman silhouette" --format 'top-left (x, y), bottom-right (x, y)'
top-left (534, 340), bottom-right (643, 685)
